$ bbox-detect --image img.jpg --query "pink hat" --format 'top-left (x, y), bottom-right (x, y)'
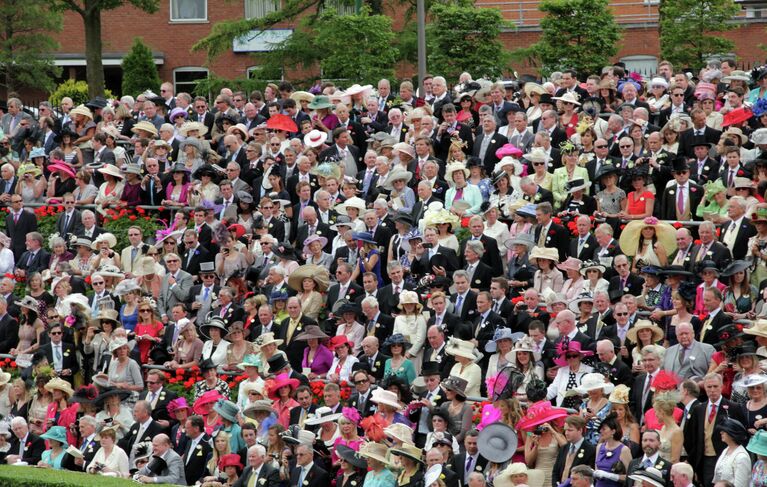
top-left (694, 82), bottom-right (717, 101)
top-left (517, 401), bottom-right (570, 431)
top-left (554, 340), bottom-right (594, 367)
top-left (495, 144), bottom-right (523, 159)
top-left (48, 163), bottom-right (76, 179)
top-left (167, 397), bottom-right (193, 416)
top-left (193, 390), bottom-right (223, 414)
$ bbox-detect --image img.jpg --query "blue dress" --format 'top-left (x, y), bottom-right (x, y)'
top-left (580, 400), bottom-right (612, 445)
top-left (360, 249), bottom-right (383, 287)
top-left (41, 449), bottom-right (65, 469)
top-left (595, 442), bottom-right (625, 487)
top-left (363, 467), bottom-right (397, 487)
top-left (119, 305), bottom-right (138, 333)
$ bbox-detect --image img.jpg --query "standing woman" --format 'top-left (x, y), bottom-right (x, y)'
top-left (713, 418), bottom-right (752, 486)
top-left (393, 291), bottom-right (427, 375)
top-left (446, 338), bottom-right (482, 399)
top-left (445, 162), bottom-right (482, 216)
top-left (267, 374), bottom-right (300, 429)
top-left (133, 298), bottom-right (163, 364)
top-left (106, 338), bottom-right (144, 407)
top-left (594, 165), bottom-right (626, 228)
top-left (162, 163), bottom-right (192, 208)
top-left (351, 232), bottom-right (382, 286)
top-left (552, 142), bottom-right (590, 211)
top-left (593, 413), bottom-right (632, 487)
top-left (722, 260), bottom-right (758, 321)
top-left (622, 168), bottom-right (654, 220)
top-left (530, 246), bottom-right (564, 294)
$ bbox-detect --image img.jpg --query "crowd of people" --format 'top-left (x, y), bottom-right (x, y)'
top-left (0, 59), bottom-right (766, 487)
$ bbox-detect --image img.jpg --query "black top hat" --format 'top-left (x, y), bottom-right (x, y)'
top-left (690, 136), bottom-right (714, 148)
top-left (199, 358), bottom-right (217, 371)
top-left (421, 361), bottom-right (441, 377)
top-left (86, 97), bottom-right (108, 109)
top-left (272, 243), bottom-right (298, 260)
top-left (661, 265), bottom-right (694, 278)
top-left (351, 361), bottom-right (371, 373)
top-left (671, 156), bottom-right (690, 173)
top-left (267, 353), bottom-right (290, 372)
top-left (539, 94), bottom-right (554, 105)
top-left (429, 276), bottom-right (452, 289)
top-left (146, 456), bottom-right (167, 475)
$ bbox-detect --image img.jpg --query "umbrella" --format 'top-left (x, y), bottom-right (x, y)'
top-left (266, 114), bottom-right (298, 133)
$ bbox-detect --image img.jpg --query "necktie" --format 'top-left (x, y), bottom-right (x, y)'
top-left (299, 408), bottom-right (306, 428)
top-left (299, 467), bottom-right (307, 487)
top-left (708, 403), bottom-right (717, 423)
top-left (728, 170), bottom-right (735, 187)
top-left (642, 374), bottom-right (652, 407)
top-left (456, 295), bottom-right (464, 314)
top-left (13, 213), bottom-right (18, 224)
top-left (203, 287), bottom-right (210, 301)
top-left (643, 458), bottom-right (653, 469)
top-left (492, 301), bottom-right (500, 313)
top-left (677, 185), bottom-right (684, 214)
top-left (149, 178), bottom-right (155, 205)
top-left (131, 247), bottom-right (138, 263)
top-left (679, 346), bottom-right (687, 365)
top-left (578, 237), bottom-right (585, 253)
top-left (150, 391), bottom-right (158, 407)
top-left (465, 455), bottom-right (474, 473)
top-left (64, 213), bottom-right (71, 231)
top-left (80, 439), bottom-right (89, 451)
top-left (55, 346), bottom-right (62, 363)
top-left (393, 285), bottom-right (399, 295)
top-left (367, 320), bottom-right (375, 335)
top-left (620, 277), bottom-right (627, 290)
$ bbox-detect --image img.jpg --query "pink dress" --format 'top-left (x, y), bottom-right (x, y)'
top-left (273, 398), bottom-right (299, 429)
top-left (332, 437), bottom-right (363, 464)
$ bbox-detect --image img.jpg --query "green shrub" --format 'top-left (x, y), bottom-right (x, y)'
top-left (49, 80), bottom-right (113, 107)
top-left (121, 38), bottom-right (161, 98)
top-left (0, 465), bottom-right (176, 486)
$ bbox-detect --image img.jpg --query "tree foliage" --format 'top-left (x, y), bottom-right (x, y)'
top-left (51, 0), bottom-right (160, 98)
top-left (121, 38), bottom-right (161, 97)
top-left (659, 0), bottom-right (739, 69)
top-left (513, 0), bottom-right (621, 77)
top-left (0, 0), bottom-right (62, 93)
top-left (426, 3), bottom-right (512, 81)
top-left (49, 79), bottom-right (113, 107)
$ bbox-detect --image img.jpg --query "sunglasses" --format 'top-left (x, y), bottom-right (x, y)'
top-left (140, 309), bottom-right (152, 313)
top-left (595, 144), bottom-right (608, 148)
top-left (50, 331), bottom-right (62, 335)
top-left (615, 312), bottom-right (628, 316)
top-left (619, 145), bottom-right (632, 148)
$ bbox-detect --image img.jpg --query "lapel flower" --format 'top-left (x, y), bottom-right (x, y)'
top-left (549, 230), bottom-right (555, 235)
top-left (259, 479), bottom-right (266, 485)
top-left (690, 186), bottom-right (697, 193)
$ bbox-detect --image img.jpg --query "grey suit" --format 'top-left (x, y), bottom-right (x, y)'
top-left (662, 340), bottom-right (714, 380)
top-left (158, 269), bottom-right (193, 319)
top-left (137, 448), bottom-right (186, 485)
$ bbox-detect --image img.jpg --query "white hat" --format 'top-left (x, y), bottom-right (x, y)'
top-left (304, 130), bottom-right (327, 148)
top-left (572, 373), bottom-right (615, 396)
top-left (370, 389), bottom-right (402, 409)
top-left (335, 197), bottom-right (366, 216)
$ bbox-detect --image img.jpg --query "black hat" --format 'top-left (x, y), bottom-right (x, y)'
top-left (267, 353), bottom-right (290, 373)
top-left (715, 323), bottom-right (745, 347)
top-left (691, 136), bottom-right (714, 149)
top-left (71, 385), bottom-right (99, 405)
top-left (146, 456), bottom-right (168, 476)
top-left (715, 417), bottom-right (748, 445)
top-left (677, 281), bottom-right (697, 303)
top-left (54, 126), bottom-right (78, 143)
top-left (93, 387), bottom-right (132, 408)
top-left (661, 265), bottom-right (694, 278)
top-left (721, 260), bottom-right (751, 278)
top-left (671, 156), bottom-right (690, 173)
top-left (394, 211), bottom-right (413, 226)
top-left (272, 242), bottom-right (298, 260)
top-left (421, 361), bottom-right (441, 377)
top-left (336, 444), bottom-right (368, 469)
top-left (216, 112), bottom-right (239, 127)
top-left (429, 253), bottom-right (456, 273)
top-left (734, 341), bottom-right (766, 360)
top-left (199, 358), bottom-right (217, 371)
top-left (86, 97), bottom-right (108, 109)
top-left (351, 361), bottom-right (371, 373)
top-left (539, 93), bottom-right (554, 105)
top-left (429, 276), bottom-right (452, 289)
top-left (595, 163), bottom-right (620, 181)
top-left (696, 259), bottom-right (720, 275)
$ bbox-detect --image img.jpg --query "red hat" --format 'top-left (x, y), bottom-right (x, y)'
top-left (48, 163), bottom-right (76, 179)
top-left (723, 107), bottom-right (753, 127)
top-left (218, 453), bottom-right (244, 473)
top-left (193, 390), bottom-right (223, 414)
top-left (554, 340), bottom-right (594, 367)
top-left (517, 401), bottom-right (570, 431)
top-left (167, 397), bottom-right (193, 416)
top-left (266, 373), bottom-right (300, 400)
top-left (227, 223), bottom-right (246, 240)
top-left (329, 335), bottom-right (353, 351)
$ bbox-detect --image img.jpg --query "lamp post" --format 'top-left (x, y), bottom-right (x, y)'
top-left (417, 0), bottom-right (427, 95)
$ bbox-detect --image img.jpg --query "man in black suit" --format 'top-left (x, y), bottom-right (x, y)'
top-left (719, 196), bottom-right (756, 260)
top-left (289, 385), bottom-right (318, 428)
top-left (677, 108), bottom-right (722, 158)
top-left (684, 373), bottom-right (746, 486)
top-left (15, 232), bottom-right (50, 278)
top-left (470, 292), bottom-right (505, 358)
top-left (40, 323), bottom-right (78, 385)
top-left (375, 262), bottom-right (413, 316)
top-left (699, 288), bottom-right (733, 347)
top-left (462, 241), bottom-right (494, 292)
top-left (118, 400), bottom-right (165, 461)
top-left (6, 417), bottom-right (45, 465)
top-left (293, 206), bottom-right (331, 253)
top-left (140, 158), bottom-right (167, 206)
top-left (319, 127), bottom-right (362, 172)
top-left (551, 416), bottom-right (596, 486)
top-left (326, 263), bottom-right (364, 309)
top-left (138, 370), bottom-right (179, 433)
top-left (62, 415), bottom-right (100, 471)
top-left (192, 97), bottom-right (215, 138)
top-left (346, 369), bottom-right (378, 418)
top-left (0, 295), bottom-right (17, 354)
top-left (356, 336), bottom-right (390, 382)
top-left (450, 271), bottom-right (478, 322)
top-left (607, 255), bottom-right (645, 301)
top-left (289, 444), bottom-right (329, 487)
top-left (186, 263), bottom-right (221, 327)
top-left (533, 202), bottom-right (570, 262)
top-left (421, 324), bottom-right (455, 379)
top-left (471, 116), bottom-right (508, 175)
top-left (359, 297), bottom-right (394, 345)
top-left (629, 345), bottom-right (663, 425)
top-left (234, 444), bottom-right (281, 487)
top-left (426, 291), bottom-right (461, 339)
top-left (409, 362), bottom-right (448, 447)
top-left (554, 69), bottom-right (589, 100)
top-left (692, 222), bottom-right (732, 270)
top-left (453, 431), bottom-right (488, 486)
top-left (619, 83), bottom-right (650, 111)
top-left (211, 287), bottom-right (245, 326)
top-left (0, 163), bottom-right (17, 205)
top-left (5, 195), bottom-right (36, 261)
top-left (460, 216), bottom-right (503, 277)
top-left (688, 137), bottom-right (720, 184)
top-left (596, 339), bottom-right (633, 387)
top-left (433, 105), bottom-right (474, 161)
top-left (179, 230), bottom-right (213, 281)
top-left (411, 227), bottom-right (460, 279)
top-left (537, 109), bottom-right (567, 148)
top-left (277, 297), bottom-right (317, 372)
top-left (91, 133), bottom-right (115, 168)
top-left (55, 196), bottom-right (84, 243)
top-left (625, 430), bottom-right (671, 487)
top-left (180, 415), bottom-right (212, 485)
top-left (520, 176), bottom-right (554, 206)
top-left (430, 76), bottom-right (453, 122)
top-left (569, 215), bottom-right (599, 260)
top-left (508, 289), bottom-right (551, 334)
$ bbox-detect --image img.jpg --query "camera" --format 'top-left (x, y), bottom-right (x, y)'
top-left (534, 426), bottom-right (546, 435)
top-left (517, 303), bottom-right (528, 311)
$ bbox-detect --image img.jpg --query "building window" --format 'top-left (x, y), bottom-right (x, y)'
top-left (173, 67), bottom-right (209, 94)
top-left (245, 0), bottom-right (280, 18)
top-left (171, 0), bottom-right (207, 21)
top-left (620, 55), bottom-right (658, 78)
top-left (320, 0), bottom-right (356, 15)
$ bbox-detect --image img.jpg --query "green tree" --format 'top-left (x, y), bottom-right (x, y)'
top-left (513, 0), bottom-right (621, 77)
top-left (659, 0), bottom-right (739, 69)
top-left (0, 0), bottom-right (62, 93)
top-left (51, 0), bottom-right (160, 98)
top-left (426, 3), bottom-right (511, 81)
top-left (121, 38), bottom-right (161, 97)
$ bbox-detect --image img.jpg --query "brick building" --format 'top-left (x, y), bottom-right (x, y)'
top-left (45, 0), bottom-right (767, 98)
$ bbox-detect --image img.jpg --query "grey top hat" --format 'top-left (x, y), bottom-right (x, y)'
top-left (200, 261), bottom-right (216, 274)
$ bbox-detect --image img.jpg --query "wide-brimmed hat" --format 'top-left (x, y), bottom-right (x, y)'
top-left (445, 337), bottom-right (481, 361)
top-left (723, 107), bottom-right (753, 127)
top-left (40, 426), bottom-right (69, 446)
top-left (330, 215), bottom-right (353, 231)
top-left (134, 256), bottom-right (160, 277)
top-left (504, 232), bottom-right (535, 251)
top-left (523, 147), bottom-right (550, 164)
top-left (90, 232), bottom-right (117, 250)
top-left (192, 163), bottom-right (220, 180)
top-left (383, 166), bottom-right (413, 190)
top-left (391, 443), bottom-right (424, 463)
top-left (579, 260), bottom-right (606, 276)
top-left (384, 423), bottom-right (413, 445)
top-left (213, 399), bottom-right (240, 423)
top-left (478, 422), bottom-right (518, 463)
top-left (445, 162), bottom-right (470, 185)
top-left (179, 121), bottom-right (208, 137)
top-left (166, 397), bottom-right (193, 416)
top-left (130, 120), bottom-right (159, 137)
top-left (524, 82), bottom-right (547, 97)
top-left (267, 373), bottom-right (300, 400)
top-left (294, 324), bottom-right (329, 342)
top-left (595, 163), bottom-right (620, 180)
top-left (89, 309), bottom-right (120, 329)
top-left (304, 129), bottom-right (328, 148)
top-left (552, 92), bottom-right (581, 106)
top-left (619, 217), bottom-right (677, 257)
top-left (358, 442), bottom-right (393, 465)
top-left (529, 246), bottom-right (559, 265)
top-left (572, 372), bottom-right (615, 396)
top-left (733, 373), bottom-right (767, 390)
top-left (554, 340), bottom-right (594, 367)
top-left (243, 399), bottom-right (275, 420)
top-left (660, 265), bottom-right (694, 278)
top-left (626, 320), bottom-right (664, 343)
top-left (70, 105), bottom-right (93, 120)
top-left (715, 417), bottom-right (748, 444)
top-left (109, 337), bottom-right (129, 354)
top-left (352, 231), bottom-right (377, 245)
top-left (748, 429), bottom-right (767, 456)
top-left (608, 384), bottom-right (630, 404)
top-left (397, 289), bottom-right (423, 313)
top-left (441, 376), bottom-right (469, 400)
top-left (566, 178), bottom-right (589, 193)
top-left (335, 196), bottom-right (366, 216)
top-left (336, 443), bottom-right (368, 469)
top-left (113, 279), bottom-right (141, 297)
top-left (193, 390), bottom-right (224, 414)
top-left (93, 387), bottom-right (132, 408)
top-left (370, 388), bottom-right (402, 410)
top-left (304, 406), bottom-right (343, 425)
top-left (568, 292), bottom-right (595, 313)
top-left (382, 333), bottom-right (411, 352)
top-left (288, 263), bottom-right (330, 293)
top-left (723, 127), bottom-right (749, 146)
top-left (18, 295), bottom-right (39, 314)
top-left (44, 377), bottom-right (74, 398)
top-left (307, 95), bottom-right (333, 110)
top-left (200, 316), bottom-right (228, 338)
top-left (627, 467), bottom-right (666, 487)
top-left (557, 257), bottom-right (582, 273)
top-left (97, 164), bottom-right (125, 179)
top-left (746, 319), bottom-right (767, 338)
top-left (218, 453), bottom-right (244, 474)
top-left (290, 91), bottom-right (315, 104)
top-left (752, 203), bottom-right (767, 224)
top-left (254, 332), bottom-right (284, 350)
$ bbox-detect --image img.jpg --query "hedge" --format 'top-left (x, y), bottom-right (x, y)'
top-left (0, 465), bottom-right (178, 486)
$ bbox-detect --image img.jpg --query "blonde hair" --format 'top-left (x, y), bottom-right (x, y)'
top-left (208, 431), bottom-right (232, 474)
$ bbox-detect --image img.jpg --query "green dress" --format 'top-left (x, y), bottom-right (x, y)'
top-left (383, 358), bottom-right (416, 385)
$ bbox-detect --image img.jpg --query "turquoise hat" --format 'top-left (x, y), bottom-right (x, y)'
top-left (213, 399), bottom-right (240, 423)
top-left (238, 354), bottom-right (263, 370)
top-left (40, 426), bottom-right (68, 446)
top-left (748, 429), bottom-right (767, 457)
top-left (29, 147), bottom-right (47, 159)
